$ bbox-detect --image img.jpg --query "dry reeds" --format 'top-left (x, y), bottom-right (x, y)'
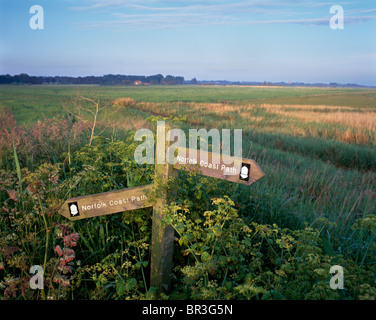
top-left (113, 97), bottom-right (136, 108)
top-left (260, 104), bottom-right (376, 131)
top-left (259, 104), bottom-right (376, 145)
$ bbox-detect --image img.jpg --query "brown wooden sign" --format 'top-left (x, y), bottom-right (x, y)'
top-left (58, 184), bottom-right (153, 221)
top-left (174, 147), bottom-right (265, 185)
top-left (58, 122), bottom-right (265, 296)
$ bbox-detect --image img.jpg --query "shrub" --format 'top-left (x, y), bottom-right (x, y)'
top-left (113, 97), bottom-right (136, 108)
top-left (165, 197), bottom-right (376, 300)
top-left (0, 109), bottom-right (88, 168)
top-left (1, 112), bottom-right (375, 300)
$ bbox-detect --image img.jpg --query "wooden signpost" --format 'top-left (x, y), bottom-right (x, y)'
top-left (174, 146), bottom-right (264, 186)
top-left (58, 123), bottom-right (265, 295)
top-left (59, 185), bottom-right (153, 221)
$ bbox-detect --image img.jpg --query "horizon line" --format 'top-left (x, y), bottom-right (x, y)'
top-left (1, 73), bottom-right (375, 88)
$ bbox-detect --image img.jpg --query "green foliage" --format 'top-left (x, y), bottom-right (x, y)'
top-left (0, 123), bottom-right (155, 300)
top-left (0, 88), bottom-right (375, 300)
top-left (164, 197), bottom-right (376, 300)
top-left (71, 211), bottom-right (152, 300)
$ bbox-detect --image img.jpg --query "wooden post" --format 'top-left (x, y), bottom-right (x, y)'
top-left (150, 122), bottom-right (177, 294)
top-left (58, 121), bottom-right (265, 296)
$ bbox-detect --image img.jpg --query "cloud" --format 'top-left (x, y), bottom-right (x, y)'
top-left (248, 15), bottom-right (375, 26)
top-left (69, 0), bottom-right (376, 30)
top-left (76, 16), bottom-right (375, 31)
top-left (346, 8), bottom-right (376, 15)
top-left (69, 0), bottom-right (226, 11)
top-left (69, 0), bottom-right (310, 12)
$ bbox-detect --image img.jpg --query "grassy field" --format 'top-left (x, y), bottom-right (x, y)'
top-left (0, 84), bottom-right (375, 300)
top-left (1, 84), bottom-right (376, 123)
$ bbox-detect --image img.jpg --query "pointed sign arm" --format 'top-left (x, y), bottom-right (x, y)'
top-left (58, 184), bottom-right (154, 221)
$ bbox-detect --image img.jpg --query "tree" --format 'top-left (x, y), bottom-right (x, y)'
top-left (164, 75), bottom-right (176, 85)
top-left (63, 95), bottom-right (118, 147)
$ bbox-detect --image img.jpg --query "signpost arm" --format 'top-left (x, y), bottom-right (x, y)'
top-left (58, 120), bottom-right (265, 297)
top-left (150, 122), bottom-right (177, 294)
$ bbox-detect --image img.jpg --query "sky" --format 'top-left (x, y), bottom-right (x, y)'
top-left (0, 0), bottom-right (375, 85)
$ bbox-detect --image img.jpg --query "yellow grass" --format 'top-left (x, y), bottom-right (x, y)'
top-left (113, 97), bottom-right (136, 108)
top-left (257, 104), bottom-right (376, 145)
top-left (132, 101), bottom-right (375, 145)
top-left (259, 104), bottom-right (376, 131)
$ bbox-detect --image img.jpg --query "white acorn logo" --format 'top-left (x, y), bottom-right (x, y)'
top-left (240, 165), bottom-right (249, 179)
top-left (70, 204), bottom-right (78, 216)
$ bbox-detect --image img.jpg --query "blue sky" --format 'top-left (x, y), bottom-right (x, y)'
top-left (0, 0), bottom-right (375, 85)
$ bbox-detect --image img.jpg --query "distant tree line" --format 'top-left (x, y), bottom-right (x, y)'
top-left (0, 73), bottom-right (185, 85)
top-left (196, 80), bottom-right (371, 88)
top-left (1, 73), bottom-right (371, 88)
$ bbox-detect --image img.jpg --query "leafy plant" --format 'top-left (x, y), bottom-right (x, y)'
top-left (164, 196), bottom-right (376, 300)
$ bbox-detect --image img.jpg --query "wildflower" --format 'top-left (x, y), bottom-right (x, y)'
top-left (53, 274), bottom-right (70, 286)
top-left (54, 223), bottom-right (72, 240)
top-left (58, 264), bottom-right (73, 274)
top-left (6, 189), bottom-right (18, 201)
top-left (55, 245), bottom-right (63, 257)
top-left (62, 248), bottom-right (75, 263)
top-left (4, 285), bottom-right (17, 300)
top-left (4, 246), bottom-right (21, 259)
top-left (63, 233), bottom-right (80, 247)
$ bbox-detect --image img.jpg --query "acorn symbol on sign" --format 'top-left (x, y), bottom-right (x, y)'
top-left (239, 163), bottom-right (250, 181)
top-left (68, 202), bottom-right (79, 217)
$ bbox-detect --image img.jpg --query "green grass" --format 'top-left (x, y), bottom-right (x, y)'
top-left (1, 85), bottom-right (375, 125)
top-left (0, 84), bottom-right (375, 300)
top-left (1, 84), bottom-right (375, 241)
